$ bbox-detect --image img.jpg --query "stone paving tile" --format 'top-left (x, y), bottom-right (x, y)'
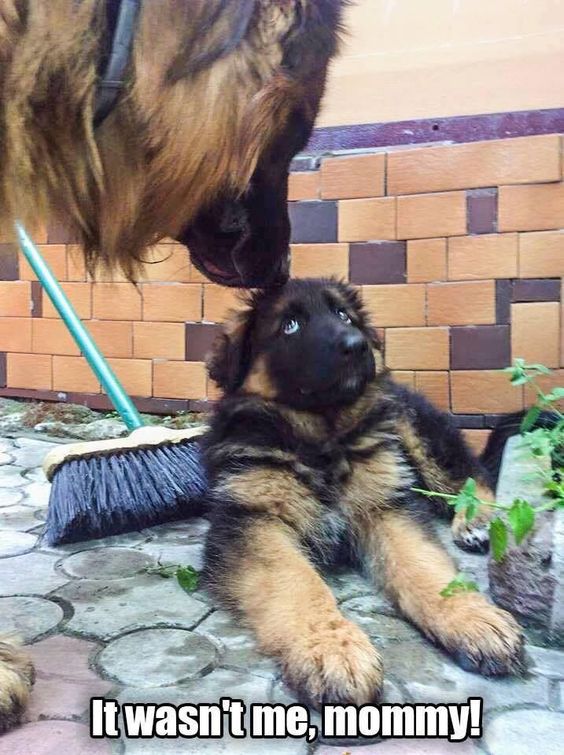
top-left (98, 627), bottom-right (218, 686)
top-left (136, 540), bottom-right (204, 570)
top-left (116, 670), bottom-right (307, 754)
top-left (484, 709), bottom-right (564, 755)
top-left (0, 551), bottom-right (69, 595)
top-left (27, 635), bottom-right (112, 721)
top-left (54, 574), bottom-right (210, 640)
top-left (0, 720), bottom-right (112, 755)
top-left (10, 438), bottom-right (60, 469)
top-left (0, 488), bottom-right (24, 507)
top-left (19, 481), bottom-right (51, 509)
top-left (527, 645), bottom-right (564, 679)
top-left (0, 596), bottom-right (64, 641)
top-left (341, 596), bottom-right (421, 642)
top-left (0, 466), bottom-right (28, 488)
top-left (0, 505), bottom-right (45, 532)
top-left (60, 547), bottom-right (155, 579)
top-left (317, 742), bottom-right (478, 754)
top-left (0, 529), bottom-right (37, 556)
top-left (196, 609), bottom-right (279, 679)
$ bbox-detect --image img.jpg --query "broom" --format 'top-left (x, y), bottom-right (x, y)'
top-left (15, 223), bottom-right (209, 545)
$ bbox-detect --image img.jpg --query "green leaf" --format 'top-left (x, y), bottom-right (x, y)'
top-left (507, 499), bottom-right (535, 545)
top-left (521, 405), bottom-right (541, 432)
top-left (176, 566), bottom-right (200, 594)
top-left (440, 573), bottom-right (480, 598)
top-left (510, 375), bottom-right (529, 386)
top-left (545, 387), bottom-right (564, 402)
top-left (461, 477), bottom-right (477, 496)
top-left (464, 499), bottom-right (479, 522)
top-left (489, 518), bottom-right (509, 562)
top-left (528, 364), bottom-right (552, 375)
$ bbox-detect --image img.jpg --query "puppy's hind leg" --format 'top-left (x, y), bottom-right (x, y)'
top-left (361, 510), bottom-right (524, 676)
top-left (204, 514), bottom-right (383, 709)
top-left (0, 637), bottom-right (35, 733)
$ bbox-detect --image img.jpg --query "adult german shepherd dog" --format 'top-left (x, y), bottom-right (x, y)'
top-left (0, 1), bottom-right (346, 733)
top-left (202, 278), bottom-right (524, 707)
top-left (0, 0), bottom-right (345, 287)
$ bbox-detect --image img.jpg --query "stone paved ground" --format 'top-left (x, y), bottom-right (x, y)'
top-left (0, 433), bottom-right (563, 755)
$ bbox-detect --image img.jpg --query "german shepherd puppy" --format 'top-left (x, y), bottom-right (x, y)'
top-left (202, 278), bottom-right (524, 707)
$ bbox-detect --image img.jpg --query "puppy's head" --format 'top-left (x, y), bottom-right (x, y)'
top-left (207, 278), bottom-right (382, 410)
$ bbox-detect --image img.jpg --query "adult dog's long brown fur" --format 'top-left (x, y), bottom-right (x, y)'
top-left (0, 1), bottom-right (345, 285)
top-left (201, 278), bottom-right (524, 707)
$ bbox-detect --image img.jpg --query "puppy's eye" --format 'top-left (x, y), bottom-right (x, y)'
top-left (283, 318), bottom-right (300, 335)
top-left (336, 309), bottom-right (351, 324)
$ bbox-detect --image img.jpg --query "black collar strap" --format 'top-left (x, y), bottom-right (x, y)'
top-left (94, 0), bottom-right (142, 128)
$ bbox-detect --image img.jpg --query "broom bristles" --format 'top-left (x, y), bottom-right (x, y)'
top-left (44, 439), bottom-right (208, 545)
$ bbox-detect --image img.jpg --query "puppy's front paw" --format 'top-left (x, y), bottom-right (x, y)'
top-left (452, 507), bottom-right (492, 553)
top-left (434, 595), bottom-right (524, 676)
top-left (282, 619), bottom-right (383, 709)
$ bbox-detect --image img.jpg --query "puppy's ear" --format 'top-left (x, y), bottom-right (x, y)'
top-left (207, 307), bottom-right (254, 393)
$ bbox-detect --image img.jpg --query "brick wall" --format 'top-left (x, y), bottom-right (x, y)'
top-left (0, 133), bottom-right (563, 451)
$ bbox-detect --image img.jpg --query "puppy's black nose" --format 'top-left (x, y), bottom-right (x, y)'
top-left (339, 332), bottom-right (368, 356)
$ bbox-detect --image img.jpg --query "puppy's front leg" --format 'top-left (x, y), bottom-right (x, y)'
top-left (205, 516), bottom-right (383, 708)
top-left (360, 510), bottom-right (524, 676)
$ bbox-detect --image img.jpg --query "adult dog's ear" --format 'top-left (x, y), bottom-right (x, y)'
top-left (207, 307), bottom-right (254, 393)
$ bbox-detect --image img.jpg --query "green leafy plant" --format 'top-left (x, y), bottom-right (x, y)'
top-left (414, 360), bottom-right (563, 595)
top-left (146, 562), bottom-right (201, 593)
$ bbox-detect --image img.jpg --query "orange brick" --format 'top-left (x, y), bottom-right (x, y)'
top-left (407, 238), bottom-right (447, 283)
top-left (462, 429), bottom-right (491, 456)
top-left (153, 361), bottom-right (207, 400)
top-left (519, 231), bottom-right (564, 278)
top-left (203, 286), bottom-right (243, 322)
top-left (397, 192), bottom-right (466, 240)
top-left (448, 234), bottom-right (518, 280)
top-left (362, 284), bottom-right (426, 327)
top-left (385, 327), bottom-right (449, 370)
top-left (142, 284), bottom-right (202, 322)
top-left (498, 182), bottom-right (564, 232)
top-left (390, 371), bottom-right (415, 389)
top-left (134, 244), bottom-right (191, 283)
top-left (0, 282), bottom-right (31, 317)
top-left (562, 299), bottom-right (564, 367)
top-left (451, 371), bottom-right (523, 414)
top-left (288, 172), bottom-right (320, 201)
top-left (43, 282), bottom-right (92, 319)
top-left (187, 263), bottom-right (209, 284)
top-left (0, 318), bottom-right (32, 352)
top-left (66, 245), bottom-right (86, 281)
top-left (427, 281), bottom-right (495, 326)
top-left (415, 371), bottom-right (450, 411)
top-left (32, 319), bottom-right (80, 356)
top-left (388, 135), bottom-right (561, 195)
top-left (8, 353), bottom-right (52, 390)
top-left (92, 283), bottom-right (141, 321)
top-left (19, 245), bottom-right (66, 281)
top-left (86, 321), bottom-right (133, 358)
top-left (290, 244), bottom-right (349, 279)
top-left (53, 356), bottom-right (99, 393)
top-left (524, 369), bottom-right (564, 410)
top-left (338, 198), bottom-right (396, 242)
top-left (321, 154), bottom-right (385, 200)
top-left (106, 358), bottom-right (152, 397)
top-left (133, 322), bottom-right (185, 360)
top-left (511, 302), bottom-right (560, 369)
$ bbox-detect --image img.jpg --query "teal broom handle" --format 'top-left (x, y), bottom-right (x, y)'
top-left (15, 222), bottom-right (144, 432)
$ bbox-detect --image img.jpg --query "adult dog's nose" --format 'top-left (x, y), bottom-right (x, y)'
top-left (339, 332), bottom-right (368, 357)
